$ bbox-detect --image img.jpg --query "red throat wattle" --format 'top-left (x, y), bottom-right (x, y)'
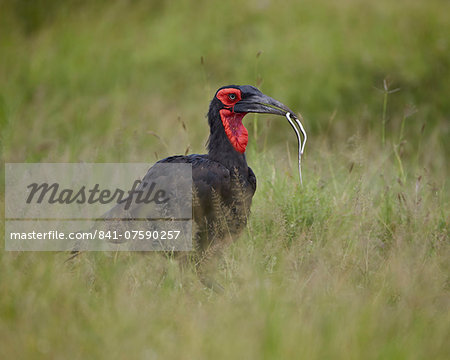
top-left (219, 109), bottom-right (248, 153)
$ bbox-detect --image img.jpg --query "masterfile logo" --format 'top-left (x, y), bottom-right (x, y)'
top-left (25, 179), bottom-right (170, 210)
top-left (5, 163), bottom-right (193, 251)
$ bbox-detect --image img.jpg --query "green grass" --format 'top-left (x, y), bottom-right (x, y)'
top-left (0, 0), bottom-right (449, 358)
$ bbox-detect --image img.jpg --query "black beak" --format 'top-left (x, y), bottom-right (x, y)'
top-left (233, 93), bottom-right (295, 116)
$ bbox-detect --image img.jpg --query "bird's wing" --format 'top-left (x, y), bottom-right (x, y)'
top-left (102, 155), bottom-right (196, 221)
top-left (248, 166), bottom-right (257, 194)
top-left (102, 154), bottom-right (232, 220)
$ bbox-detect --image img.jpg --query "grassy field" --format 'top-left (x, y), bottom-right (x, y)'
top-left (1, 0), bottom-right (449, 358)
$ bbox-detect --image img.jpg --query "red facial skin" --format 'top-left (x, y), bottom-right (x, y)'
top-left (216, 88), bottom-right (249, 153)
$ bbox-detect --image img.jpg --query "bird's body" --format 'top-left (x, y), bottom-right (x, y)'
top-left (153, 154), bottom-right (256, 254)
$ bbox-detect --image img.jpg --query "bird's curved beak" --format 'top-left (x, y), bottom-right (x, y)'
top-left (233, 93), bottom-right (295, 116)
top-left (234, 91), bottom-right (307, 185)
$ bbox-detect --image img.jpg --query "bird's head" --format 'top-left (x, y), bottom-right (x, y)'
top-left (208, 85), bottom-right (295, 153)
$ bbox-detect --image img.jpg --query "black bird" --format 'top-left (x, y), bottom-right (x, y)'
top-left (72, 85), bottom-right (300, 288)
top-left (138, 86), bottom-right (296, 273)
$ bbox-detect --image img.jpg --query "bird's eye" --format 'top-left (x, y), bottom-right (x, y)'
top-left (228, 93), bottom-right (237, 100)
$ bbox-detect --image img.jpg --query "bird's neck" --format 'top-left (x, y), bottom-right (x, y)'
top-left (207, 112), bottom-right (249, 175)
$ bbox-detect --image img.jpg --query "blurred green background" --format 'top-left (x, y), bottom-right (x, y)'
top-left (0, 0), bottom-right (448, 359)
top-left (1, 0), bottom-right (448, 164)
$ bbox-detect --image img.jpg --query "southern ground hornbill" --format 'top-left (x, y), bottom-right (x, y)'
top-left (159, 86), bottom-right (299, 266)
top-left (72, 85), bottom-right (305, 289)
